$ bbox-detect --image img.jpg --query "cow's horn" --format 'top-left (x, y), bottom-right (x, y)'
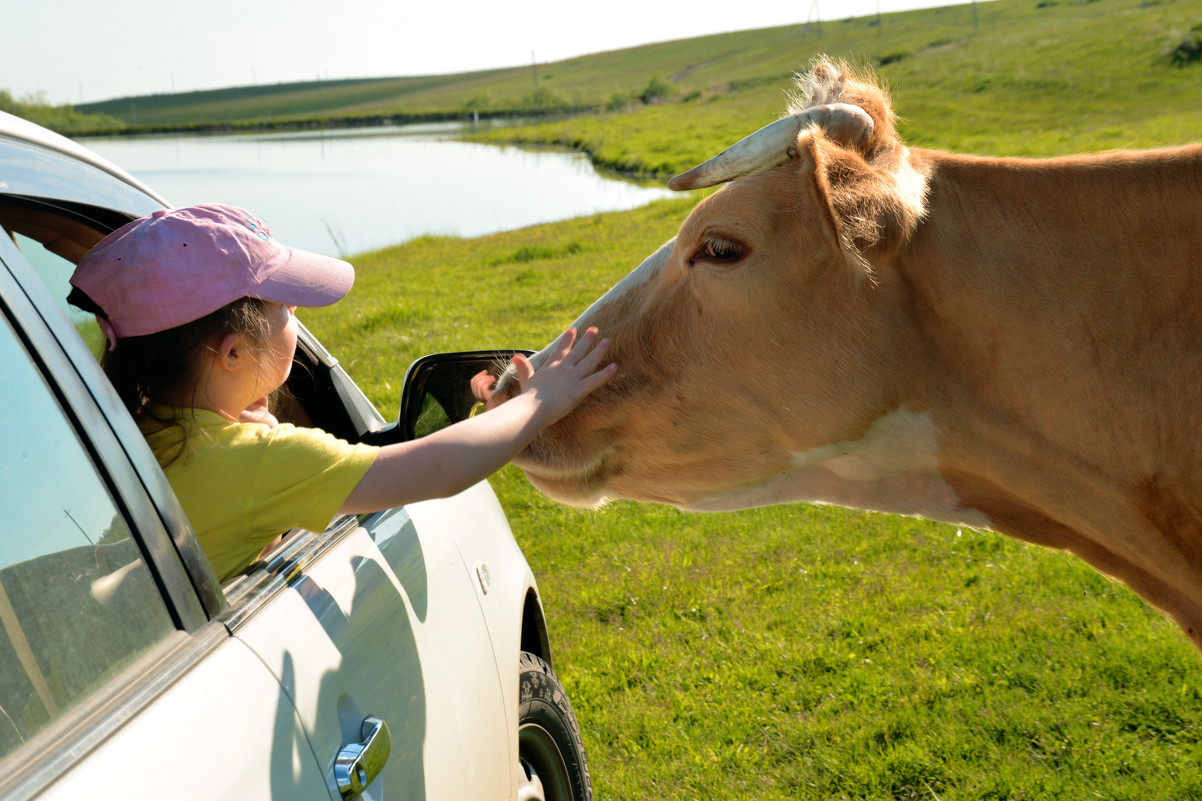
top-left (668, 103), bottom-right (874, 191)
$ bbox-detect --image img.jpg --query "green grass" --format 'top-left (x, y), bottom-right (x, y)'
top-left (1, 91), bottom-right (125, 135)
top-left (135, 0), bottom-right (1202, 795)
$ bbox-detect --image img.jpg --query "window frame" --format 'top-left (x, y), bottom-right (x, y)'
top-left (0, 189), bottom-right (391, 619)
top-left (0, 206), bottom-right (220, 626)
top-left (1, 221), bottom-right (216, 620)
top-left (0, 130), bottom-right (223, 622)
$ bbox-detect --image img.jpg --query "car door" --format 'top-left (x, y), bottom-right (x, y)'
top-left (228, 485), bottom-right (513, 801)
top-left (0, 228), bottom-right (333, 800)
top-left (223, 324), bottom-right (514, 799)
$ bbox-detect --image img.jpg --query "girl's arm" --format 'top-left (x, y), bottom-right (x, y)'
top-left (338, 327), bottom-right (615, 513)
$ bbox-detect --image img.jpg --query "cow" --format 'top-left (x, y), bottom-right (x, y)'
top-left (497, 57), bottom-right (1202, 652)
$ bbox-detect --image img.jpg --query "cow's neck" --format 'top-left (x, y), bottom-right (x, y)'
top-left (886, 146), bottom-right (1202, 648)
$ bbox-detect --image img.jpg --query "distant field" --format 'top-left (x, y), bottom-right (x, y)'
top-left (468, 0), bottom-right (1202, 176)
top-left (77, 0), bottom-right (1202, 171)
top-left (88, 0), bottom-right (1202, 796)
top-left (78, 71), bottom-right (528, 128)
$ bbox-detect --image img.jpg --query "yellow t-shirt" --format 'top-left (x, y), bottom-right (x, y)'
top-left (142, 408), bottom-right (378, 581)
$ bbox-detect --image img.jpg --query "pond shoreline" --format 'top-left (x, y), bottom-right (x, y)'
top-left (73, 106), bottom-right (598, 140)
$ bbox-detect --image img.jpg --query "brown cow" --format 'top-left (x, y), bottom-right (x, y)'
top-left (502, 58), bottom-right (1202, 651)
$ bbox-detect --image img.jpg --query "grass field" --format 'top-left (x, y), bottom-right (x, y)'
top-left (81, 0), bottom-right (1202, 796)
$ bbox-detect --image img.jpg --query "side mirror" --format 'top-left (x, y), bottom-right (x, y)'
top-left (367, 350), bottom-right (532, 445)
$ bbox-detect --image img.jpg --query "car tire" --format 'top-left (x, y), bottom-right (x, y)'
top-left (517, 651), bottom-right (593, 801)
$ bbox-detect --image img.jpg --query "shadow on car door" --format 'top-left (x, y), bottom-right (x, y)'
top-left (232, 499), bottom-right (509, 799)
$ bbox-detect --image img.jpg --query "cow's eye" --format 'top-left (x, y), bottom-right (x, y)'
top-left (689, 236), bottom-right (745, 267)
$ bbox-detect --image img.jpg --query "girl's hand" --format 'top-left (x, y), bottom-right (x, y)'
top-left (470, 369), bottom-right (496, 401)
top-left (339, 327), bottom-right (616, 514)
top-left (512, 327), bottom-right (616, 425)
top-left (239, 396), bottom-right (280, 428)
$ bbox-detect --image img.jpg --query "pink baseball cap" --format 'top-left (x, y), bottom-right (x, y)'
top-left (70, 203), bottom-right (354, 345)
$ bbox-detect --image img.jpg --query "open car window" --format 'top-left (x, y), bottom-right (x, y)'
top-left (0, 198), bottom-right (367, 591)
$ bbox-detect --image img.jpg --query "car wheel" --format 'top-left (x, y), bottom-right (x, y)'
top-left (516, 651), bottom-right (593, 801)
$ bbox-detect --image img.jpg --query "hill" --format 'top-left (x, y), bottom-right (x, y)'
top-left (467, 0), bottom-right (1202, 177)
top-left (72, 0), bottom-right (1202, 171)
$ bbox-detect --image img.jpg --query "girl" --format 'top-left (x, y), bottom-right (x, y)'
top-left (68, 203), bottom-right (615, 580)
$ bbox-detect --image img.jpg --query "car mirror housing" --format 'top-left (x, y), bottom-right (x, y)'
top-left (371, 350), bottom-right (532, 444)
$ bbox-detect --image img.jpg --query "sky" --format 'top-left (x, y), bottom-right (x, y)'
top-left (10, 0), bottom-right (977, 106)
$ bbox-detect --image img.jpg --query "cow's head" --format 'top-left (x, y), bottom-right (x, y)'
top-left (509, 60), bottom-right (933, 512)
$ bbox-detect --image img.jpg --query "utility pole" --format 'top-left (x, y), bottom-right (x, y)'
top-left (63, 508), bottom-right (92, 545)
top-left (532, 51), bottom-right (538, 88)
top-left (801, 0), bottom-right (821, 43)
top-left (972, 0), bottom-right (979, 29)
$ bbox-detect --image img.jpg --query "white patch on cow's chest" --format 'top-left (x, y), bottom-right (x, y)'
top-left (692, 408), bottom-right (991, 528)
top-left (792, 407), bottom-right (942, 481)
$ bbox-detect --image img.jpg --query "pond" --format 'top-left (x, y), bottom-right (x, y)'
top-left (83, 121), bottom-right (676, 258)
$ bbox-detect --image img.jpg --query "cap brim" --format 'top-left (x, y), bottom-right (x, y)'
top-left (252, 247), bottom-right (355, 308)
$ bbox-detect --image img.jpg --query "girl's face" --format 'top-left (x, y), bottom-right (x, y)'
top-left (257, 302), bottom-right (299, 396)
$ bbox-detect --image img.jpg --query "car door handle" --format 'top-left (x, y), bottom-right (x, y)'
top-left (334, 716), bottom-right (392, 799)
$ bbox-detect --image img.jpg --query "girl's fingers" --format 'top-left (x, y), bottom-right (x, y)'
top-left (513, 354), bottom-right (536, 389)
top-left (582, 362), bottom-right (618, 392)
top-left (549, 327), bottom-right (577, 362)
top-left (575, 335), bottom-right (611, 372)
top-left (532, 326), bottom-right (611, 388)
top-left (566, 327), bottom-right (600, 363)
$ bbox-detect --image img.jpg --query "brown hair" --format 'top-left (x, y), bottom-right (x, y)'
top-left (68, 289), bottom-right (274, 461)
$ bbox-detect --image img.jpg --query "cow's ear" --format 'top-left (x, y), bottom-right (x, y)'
top-left (798, 136), bottom-right (852, 267)
top-left (804, 131), bottom-right (928, 277)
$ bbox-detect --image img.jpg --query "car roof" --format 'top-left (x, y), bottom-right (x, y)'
top-left (0, 111), bottom-right (168, 207)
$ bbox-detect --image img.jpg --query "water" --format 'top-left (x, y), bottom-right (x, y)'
top-left (84, 122), bottom-right (676, 258)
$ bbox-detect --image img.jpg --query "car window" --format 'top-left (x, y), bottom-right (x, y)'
top-left (0, 200), bottom-right (359, 591)
top-left (0, 199), bottom-right (108, 356)
top-left (0, 312), bottom-right (176, 759)
top-left (10, 231), bottom-right (106, 355)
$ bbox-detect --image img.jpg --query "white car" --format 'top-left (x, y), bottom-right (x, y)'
top-left (0, 111), bottom-right (591, 801)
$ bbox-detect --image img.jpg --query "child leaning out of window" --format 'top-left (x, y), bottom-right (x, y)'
top-left (68, 203), bottom-right (615, 580)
